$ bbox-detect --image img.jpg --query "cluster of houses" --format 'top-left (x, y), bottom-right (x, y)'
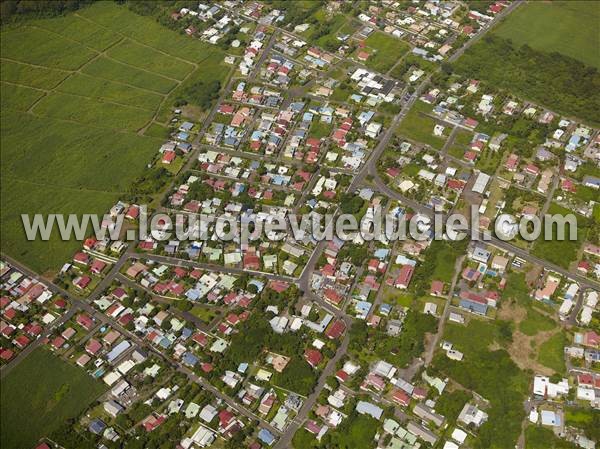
top-left (0, 261), bottom-right (62, 362)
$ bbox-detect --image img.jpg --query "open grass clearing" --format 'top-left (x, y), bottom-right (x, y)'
top-left (395, 100), bottom-right (447, 149)
top-left (537, 331), bottom-right (567, 375)
top-left (362, 31), bottom-right (411, 73)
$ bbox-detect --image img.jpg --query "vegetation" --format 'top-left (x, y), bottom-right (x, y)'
top-left (322, 413), bottom-right (378, 449)
top-left (350, 311), bottom-right (437, 367)
top-left (395, 100), bottom-right (448, 149)
top-left (363, 31), bottom-right (410, 73)
top-left (0, 2), bottom-right (230, 272)
top-left (1, 349), bottom-right (105, 449)
top-left (412, 239), bottom-right (467, 295)
top-left (537, 331), bottom-right (567, 374)
top-left (565, 408), bottom-right (600, 443)
top-left (532, 203), bottom-right (588, 269)
top-left (432, 320), bottom-right (529, 449)
top-left (434, 389), bottom-right (471, 423)
top-left (493, 1), bottom-right (600, 69)
top-left (454, 35), bottom-right (600, 125)
top-left (0, 0), bottom-right (93, 24)
top-left (525, 426), bottom-right (578, 449)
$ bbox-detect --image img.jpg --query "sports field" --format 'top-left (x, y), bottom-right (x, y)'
top-left (0, 348), bottom-right (106, 449)
top-left (0, 2), bottom-right (229, 274)
top-left (493, 1), bottom-right (600, 69)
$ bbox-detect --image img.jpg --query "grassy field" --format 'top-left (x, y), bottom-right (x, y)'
top-left (494, 1), bottom-right (600, 69)
top-left (537, 331), bottom-right (567, 374)
top-left (1, 348), bottom-right (106, 449)
top-left (0, 2), bottom-right (229, 274)
top-left (362, 32), bottom-right (410, 73)
top-left (532, 203), bottom-right (587, 269)
top-left (395, 100), bottom-right (447, 149)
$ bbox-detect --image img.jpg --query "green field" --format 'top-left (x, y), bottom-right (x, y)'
top-left (0, 2), bottom-right (229, 274)
top-left (362, 31), bottom-right (410, 73)
top-left (532, 203), bottom-right (587, 269)
top-left (454, 5), bottom-right (600, 125)
top-left (395, 100), bottom-right (447, 149)
top-left (1, 348), bottom-right (106, 449)
top-left (537, 331), bottom-right (567, 374)
top-left (494, 1), bottom-right (600, 69)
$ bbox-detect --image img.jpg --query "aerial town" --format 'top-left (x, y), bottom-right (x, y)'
top-left (1, 1), bottom-right (599, 449)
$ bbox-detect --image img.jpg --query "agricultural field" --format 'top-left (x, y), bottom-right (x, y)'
top-left (0, 349), bottom-right (106, 449)
top-left (0, 2), bottom-right (230, 274)
top-left (493, 1), bottom-right (600, 69)
top-left (454, 2), bottom-right (600, 125)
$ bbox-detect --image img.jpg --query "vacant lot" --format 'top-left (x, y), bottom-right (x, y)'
top-left (0, 2), bottom-right (229, 274)
top-left (1, 349), bottom-right (106, 449)
top-left (362, 31), bottom-right (410, 73)
top-left (395, 100), bottom-right (447, 149)
top-left (532, 203), bottom-right (587, 270)
top-left (494, 1), bottom-right (600, 69)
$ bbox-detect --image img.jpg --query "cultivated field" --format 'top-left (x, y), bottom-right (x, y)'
top-left (0, 349), bottom-right (106, 449)
top-left (493, 1), bottom-right (600, 69)
top-left (0, 2), bottom-right (230, 274)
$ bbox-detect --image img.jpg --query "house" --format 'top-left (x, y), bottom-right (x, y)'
top-left (356, 401), bottom-right (383, 420)
top-left (533, 375), bottom-right (569, 399)
top-left (414, 403), bottom-right (445, 427)
top-left (394, 265), bottom-right (414, 289)
top-left (430, 280), bottom-right (444, 297)
top-left (304, 349), bottom-right (323, 368)
top-left (325, 320), bottom-right (346, 339)
top-left (458, 403), bottom-right (488, 427)
top-left (76, 313), bottom-right (94, 330)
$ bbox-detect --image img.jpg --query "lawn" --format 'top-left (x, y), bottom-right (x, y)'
top-left (309, 119), bottom-right (333, 139)
top-left (518, 307), bottom-right (555, 336)
top-left (532, 203), bottom-right (587, 269)
top-left (362, 31), bottom-right (410, 73)
top-left (493, 1), bottom-right (600, 69)
top-left (1, 348), bottom-right (106, 449)
top-left (537, 332), bottom-right (567, 374)
top-left (395, 100), bottom-right (447, 149)
top-left (190, 305), bottom-right (219, 324)
top-left (0, 2), bottom-right (229, 274)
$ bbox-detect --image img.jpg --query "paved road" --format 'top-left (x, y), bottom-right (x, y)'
top-left (369, 174), bottom-right (600, 291)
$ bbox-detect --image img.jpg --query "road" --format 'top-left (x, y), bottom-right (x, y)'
top-left (7, 2), bottom-right (598, 447)
top-left (369, 174), bottom-right (600, 292)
